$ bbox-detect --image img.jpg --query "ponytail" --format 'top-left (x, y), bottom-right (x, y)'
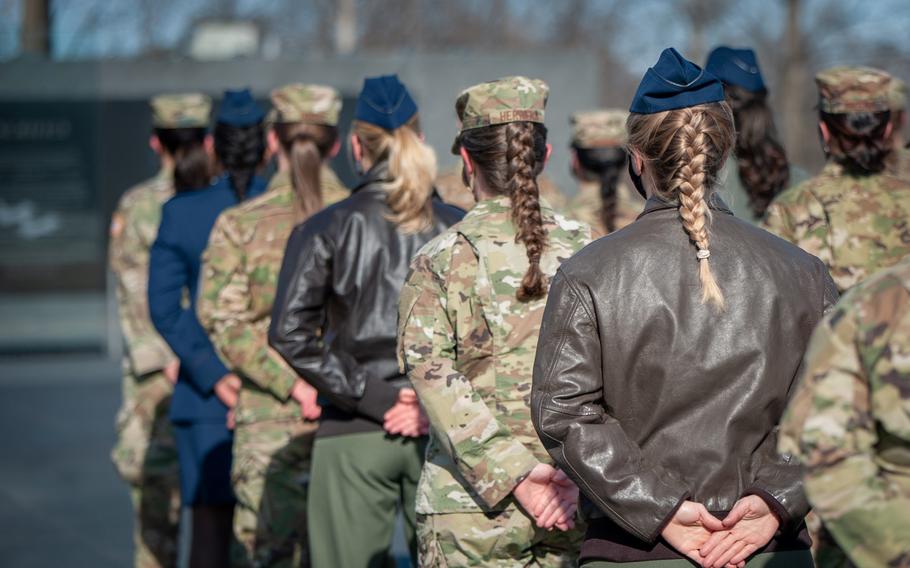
top-left (457, 120), bottom-right (549, 302)
top-left (213, 122), bottom-right (266, 201)
top-left (154, 127), bottom-right (210, 192)
top-left (627, 103), bottom-right (735, 310)
top-left (274, 122), bottom-right (338, 221)
top-left (574, 146), bottom-right (627, 233)
top-left (352, 115), bottom-right (437, 233)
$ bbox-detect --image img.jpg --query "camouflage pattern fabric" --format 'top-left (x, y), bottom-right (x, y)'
top-left (456, 76), bottom-right (548, 131)
top-left (399, 195), bottom-right (589, 563)
top-left (761, 162), bottom-right (910, 292)
top-left (778, 259), bottom-right (910, 568)
top-left (109, 168), bottom-right (180, 568)
top-left (434, 163), bottom-right (568, 213)
top-left (269, 83), bottom-right (342, 126)
top-left (815, 66), bottom-right (892, 114)
top-left (416, 506), bottom-right (584, 567)
top-left (570, 109), bottom-right (628, 148)
top-left (150, 93), bottom-right (212, 129)
top-left (198, 165), bottom-right (347, 566)
top-left (231, 419), bottom-right (315, 568)
top-left (566, 180), bottom-right (643, 237)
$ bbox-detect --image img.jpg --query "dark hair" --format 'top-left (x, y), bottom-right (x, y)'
top-left (457, 120), bottom-right (549, 302)
top-left (573, 145), bottom-right (628, 233)
top-left (820, 109), bottom-right (893, 174)
top-left (273, 122), bottom-right (339, 220)
top-left (724, 85), bottom-right (790, 217)
top-left (154, 127), bottom-right (210, 192)
top-left (213, 122), bottom-right (266, 200)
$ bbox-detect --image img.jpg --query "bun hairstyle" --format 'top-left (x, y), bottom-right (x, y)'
top-left (273, 122), bottom-right (338, 221)
top-left (626, 102), bottom-right (735, 309)
top-left (455, 90), bottom-right (549, 302)
top-left (724, 84), bottom-right (790, 217)
top-left (573, 145), bottom-right (628, 233)
top-left (820, 110), bottom-right (893, 174)
top-left (155, 127), bottom-right (210, 192)
top-left (213, 121), bottom-right (266, 201)
top-left (351, 115), bottom-right (437, 233)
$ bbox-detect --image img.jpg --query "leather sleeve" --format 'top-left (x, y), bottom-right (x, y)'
top-left (531, 270), bottom-right (688, 544)
top-left (268, 221), bottom-right (398, 422)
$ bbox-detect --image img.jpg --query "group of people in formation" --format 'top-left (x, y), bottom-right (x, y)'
top-left (108, 43), bottom-right (910, 568)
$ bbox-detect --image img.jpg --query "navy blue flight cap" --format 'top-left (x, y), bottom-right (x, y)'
top-left (216, 88), bottom-right (266, 127)
top-left (354, 74), bottom-right (418, 130)
top-left (630, 48), bottom-right (725, 114)
top-left (705, 46), bottom-right (767, 93)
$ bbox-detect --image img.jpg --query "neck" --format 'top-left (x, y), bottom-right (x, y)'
top-left (160, 154), bottom-right (175, 171)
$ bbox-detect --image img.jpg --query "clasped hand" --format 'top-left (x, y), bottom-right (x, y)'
top-left (383, 388), bottom-right (429, 437)
top-left (661, 496), bottom-right (780, 568)
top-left (513, 463), bottom-right (579, 532)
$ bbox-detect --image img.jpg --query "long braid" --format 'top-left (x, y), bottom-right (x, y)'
top-left (505, 122), bottom-right (548, 302)
top-left (672, 108), bottom-right (724, 309)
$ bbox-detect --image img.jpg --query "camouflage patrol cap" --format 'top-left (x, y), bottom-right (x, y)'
top-left (889, 76), bottom-right (906, 111)
top-left (150, 93), bottom-right (212, 128)
top-left (456, 76), bottom-right (549, 132)
top-left (269, 83), bottom-right (342, 126)
top-left (815, 66), bottom-right (892, 114)
top-left (571, 110), bottom-right (629, 148)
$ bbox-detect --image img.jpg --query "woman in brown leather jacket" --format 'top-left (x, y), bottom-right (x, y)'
top-left (531, 48), bottom-right (838, 568)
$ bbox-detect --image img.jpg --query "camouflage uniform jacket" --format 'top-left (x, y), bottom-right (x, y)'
top-left (110, 167), bottom-right (176, 375)
top-left (779, 259), bottom-right (910, 568)
top-left (198, 167), bottom-right (348, 425)
top-left (398, 196), bottom-right (592, 514)
top-left (435, 163), bottom-right (569, 213)
top-left (762, 162), bottom-right (910, 292)
top-left (566, 180), bottom-right (643, 237)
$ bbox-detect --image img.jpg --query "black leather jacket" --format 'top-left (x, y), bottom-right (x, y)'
top-left (269, 163), bottom-right (464, 432)
top-left (531, 196), bottom-right (838, 546)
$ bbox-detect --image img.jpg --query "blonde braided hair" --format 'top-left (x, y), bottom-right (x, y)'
top-left (627, 102), bottom-right (735, 309)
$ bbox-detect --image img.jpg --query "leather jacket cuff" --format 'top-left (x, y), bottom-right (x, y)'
top-left (743, 486), bottom-right (792, 531)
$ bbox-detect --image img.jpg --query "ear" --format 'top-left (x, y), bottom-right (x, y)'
top-left (631, 150), bottom-right (645, 176)
top-left (569, 148), bottom-right (580, 176)
top-left (459, 146), bottom-right (474, 177)
top-left (543, 143), bottom-right (553, 168)
top-left (267, 129), bottom-right (281, 155)
top-left (149, 135), bottom-right (162, 155)
top-left (328, 138), bottom-right (342, 159)
top-left (884, 119), bottom-right (894, 140)
top-left (204, 134), bottom-right (215, 157)
top-left (818, 120), bottom-right (830, 146)
top-left (350, 134), bottom-right (363, 163)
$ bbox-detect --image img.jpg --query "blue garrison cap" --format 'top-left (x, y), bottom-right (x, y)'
top-left (705, 46), bottom-right (766, 92)
top-left (354, 74), bottom-right (418, 130)
top-left (630, 48), bottom-right (725, 114)
top-left (216, 88), bottom-right (266, 127)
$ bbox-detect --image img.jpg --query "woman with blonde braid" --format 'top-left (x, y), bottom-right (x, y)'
top-left (398, 76), bottom-right (591, 566)
top-left (532, 49), bottom-right (838, 567)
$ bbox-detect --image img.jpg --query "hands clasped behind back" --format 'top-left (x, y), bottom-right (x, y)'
top-left (513, 463), bottom-right (579, 532)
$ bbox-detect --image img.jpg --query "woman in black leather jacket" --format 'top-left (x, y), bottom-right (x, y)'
top-left (531, 49), bottom-right (837, 568)
top-left (269, 74), bottom-right (463, 568)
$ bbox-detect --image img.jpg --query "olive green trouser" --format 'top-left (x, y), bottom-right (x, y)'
top-left (581, 549), bottom-right (814, 567)
top-left (307, 430), bottom-right (426, 568)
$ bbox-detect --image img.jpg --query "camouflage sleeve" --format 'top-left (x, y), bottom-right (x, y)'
top-left (399, 240), bottom-right (539, 509)
top-left (760, 200), bottom-right (796, 242)
top-left (198, 213), bottom-right (298, 400)
top-left (109, 197), bottom-right (175, 376)
top-left (779, 281), bottom-right (910, 568)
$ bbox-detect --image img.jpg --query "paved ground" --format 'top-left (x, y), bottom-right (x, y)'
top-left (0, 355), bottom-right (410, 567)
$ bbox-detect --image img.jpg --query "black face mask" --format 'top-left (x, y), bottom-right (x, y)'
top-left (628, 159), bottom-right (647, 199)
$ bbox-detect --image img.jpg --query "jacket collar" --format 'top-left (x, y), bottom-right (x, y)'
top-left (352, 161), bottom-right (391, 194)
top-left (637, 192), bottom-right (734, 220)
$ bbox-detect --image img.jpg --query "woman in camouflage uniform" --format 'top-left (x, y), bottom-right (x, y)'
top-left (398, 76), bottom-right (591, 567)
top-left (198, 84), bottom-right (347, 567)
top-left (566, 109), bottom-right (644, 237)
top-left (762, 66), bottom-right (910, 292)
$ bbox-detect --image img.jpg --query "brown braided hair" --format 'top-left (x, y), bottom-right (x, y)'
top-left (820, 110), bottom-right (894, 174)
top-left (456, 119), bottom-right (549, 302)
top-left (627, 102), bottom-right (735, 309)
top-left (724, 85), bottom-right (790, 217)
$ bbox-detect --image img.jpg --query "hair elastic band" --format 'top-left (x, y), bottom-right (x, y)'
top-left (696, 249), bottom-right (711, 260)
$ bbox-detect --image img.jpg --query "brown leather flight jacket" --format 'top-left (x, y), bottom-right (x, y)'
top-left (531, 196), bottom-right (838, 548)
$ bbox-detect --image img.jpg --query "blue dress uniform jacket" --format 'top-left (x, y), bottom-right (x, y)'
top-left (149, 174), bottom-right (267, 422)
